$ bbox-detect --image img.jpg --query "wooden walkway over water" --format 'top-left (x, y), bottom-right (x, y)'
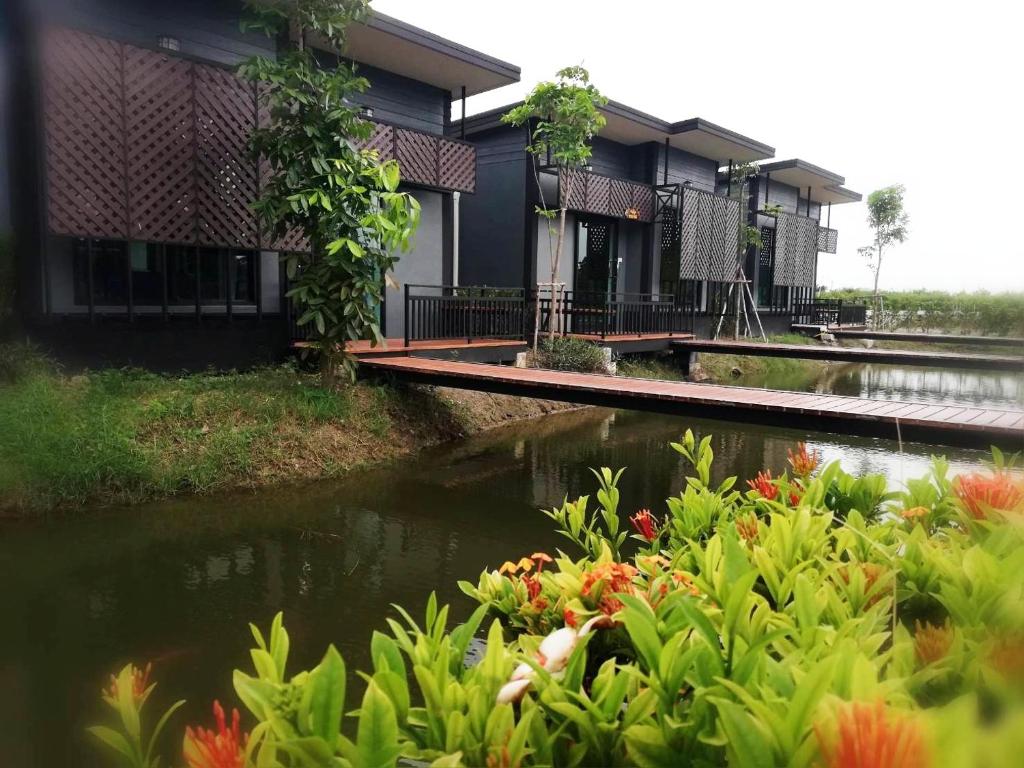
top-left (671, 339), bottom-right (1024, 372)
top-left (361, 357), bottom-right (1024, 450)
top-left (829, 330), bottom-right (1024, 349)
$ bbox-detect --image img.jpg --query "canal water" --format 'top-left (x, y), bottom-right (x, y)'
top-left (0, 361), bottom-right (1018, 765)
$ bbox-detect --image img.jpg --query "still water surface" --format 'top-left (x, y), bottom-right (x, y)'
top-left (1, 362), bottom-right (1017, 765)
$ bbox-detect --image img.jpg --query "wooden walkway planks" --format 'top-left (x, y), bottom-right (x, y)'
top-left (670, 339), bottom-right (1024, 371)
top-left (360, 356), bottom-right (1024, 451)
top-left (830, 330), bottom-right (1024, 349)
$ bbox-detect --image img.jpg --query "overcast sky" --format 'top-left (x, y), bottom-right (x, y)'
top-left (374, 0), bottom-right (1022, 294)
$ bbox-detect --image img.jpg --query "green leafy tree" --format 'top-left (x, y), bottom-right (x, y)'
top-left (240, 0), bottom-right (421, 382)
top-left (502, 67), bottom-right (607, 346)
top-left (859, 184), bottom-right (909, 300)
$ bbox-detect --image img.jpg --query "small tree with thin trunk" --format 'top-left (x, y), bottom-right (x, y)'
top-left (859, 184), bottom-right (909, 320)
top-left (240, 0), bottom-right (421, 383)
top-left (502, 67), bottom-right (607, 347)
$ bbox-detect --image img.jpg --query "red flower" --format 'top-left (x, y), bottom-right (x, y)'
top-left (629, 509), bottom-right (659, 541)
top-left (816, 700), bottom-right (928, 768)
top-left (788, 442), bottom-right (820, 478)
top-left (105, 663), bottom-right (151, 705)
top-left (789, 479), bottom-right (804, 507)
top-left (184, 701), bottom-right (247, 768)
top-left (582, 562), bottom-right (638, 616)
top-left (563, 608), bottom-right (578, 628)
top-left (520, 572), bottom-right (542, 601)
top-left (746, 470), bottom-right (778, 500)
top-left (953, 472), bottom-right (1024, 519)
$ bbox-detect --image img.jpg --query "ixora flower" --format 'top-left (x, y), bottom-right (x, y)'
top-left (496, 615), bottom-right (612, 704)
top-left (629, 508), bottom-right (659, 541)
top-left (900, 506), bottom-right (929, 521)
top-left (816, 700), bottom-right (928, 768)
top-left (746, 470), bottom-right (778, 500)
top-left (735, 513), bottom-right (759, 543)
top-left (953, 472), bottom-right (1024, 519)
top-left (582, 562), bottom-right (639, 615)
top-left (914, 620), bottom-right (953, 666)
top-left (788, 442), bottom-right (821, 478)
top-left (183, 700), bottom-right (247, 768)
top-left (103, 662), bottom-right (152, 706)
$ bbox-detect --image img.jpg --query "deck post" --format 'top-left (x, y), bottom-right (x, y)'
top-left (403, 283), bottom-right (410, 347)
top-left (86, 239), bottom-right (96, 324)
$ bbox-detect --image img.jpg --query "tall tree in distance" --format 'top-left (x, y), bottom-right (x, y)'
top-left (502, 67), bottom-right (607, 347)
top-left (240, 0), bottom-right (421, 382)
top-left (859, 184), bottom-right (909, 300)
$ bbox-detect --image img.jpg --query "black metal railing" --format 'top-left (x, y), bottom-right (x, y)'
top-left (404, 284), bottom-right (528, 345)
top-left (534, 291), bottom-right (694, 338)
top-left (791, 299), bottom-right (867, 327)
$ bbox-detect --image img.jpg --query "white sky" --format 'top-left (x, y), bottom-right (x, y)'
top-left (373, 0), bottom-right (1023, 293)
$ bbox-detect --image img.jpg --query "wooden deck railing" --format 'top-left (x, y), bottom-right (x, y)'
top-left (791, 299), bottom-right (867, 327)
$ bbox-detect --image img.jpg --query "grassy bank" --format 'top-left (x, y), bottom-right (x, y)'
top-left (618, 333), bottom-right (828, 385)
top-left (0, 345), bottom-right (573, 515)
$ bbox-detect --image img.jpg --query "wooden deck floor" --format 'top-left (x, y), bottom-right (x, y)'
top-left (671, 339), bottom-right (1024, 371)
top-left (830, 330), bottom-right (1024, 349)
top-left (360, 356), bottom-right (1024, 450)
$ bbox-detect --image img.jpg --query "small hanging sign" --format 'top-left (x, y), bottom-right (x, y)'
top-left (624, 207), bottom-right (640, 220)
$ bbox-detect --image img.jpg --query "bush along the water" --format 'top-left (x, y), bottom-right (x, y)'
top-left (89, 434), bottom-right (1024, 767)
top-left (531, 336), bottom-right (609, 373)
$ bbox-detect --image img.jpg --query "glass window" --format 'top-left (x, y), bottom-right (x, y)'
top-left (73, 239), bottom-right (128, 305)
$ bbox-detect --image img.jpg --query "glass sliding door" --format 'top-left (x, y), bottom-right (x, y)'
top-left (574, 217), bottom-right (618, 301)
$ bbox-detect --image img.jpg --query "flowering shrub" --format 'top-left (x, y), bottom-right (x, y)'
top-left (90, 431), bottom-right (1024, 767)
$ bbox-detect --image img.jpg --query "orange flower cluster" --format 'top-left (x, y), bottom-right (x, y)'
top-left (629, 509), bottom-right (659, 541)
top-left (900, 506), bottom-right (929, 521)
top-left (735, 513), bottom-right (759, 543)
top-left (184, 701), bottom-right (247, 768)
top-left (988, 634), bottom-right (1024, 683)
top-left (838, 562), bottom-right (888, 607)
top-left (817, 700), bottom-right (928, 768)
top-left (105, 662), bottom-right (151, 705)
top-left (788, 442), bottom-right (821, 477)
top-left (582, 562), bottom-right (638, 615)
top-left (671, 570), bottom-right (700, 597)
top-left (746, 470), bottom-right (778, 500)
top-left (913, 620), bottom-right (953, 665)
top-left (953, 472), bottom-right (1024, 519)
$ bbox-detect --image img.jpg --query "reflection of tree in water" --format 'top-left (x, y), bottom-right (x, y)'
top-left (819, 364), bottom-right (1022, 408)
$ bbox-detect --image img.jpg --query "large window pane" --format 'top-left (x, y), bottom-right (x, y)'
top-left (73, 239), bottom-right (128, 305)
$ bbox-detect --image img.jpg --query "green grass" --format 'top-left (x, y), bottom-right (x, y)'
top-left (616, 357), bottom-right (687, 381)
top-left (0, 344), bottom-right (464, 514)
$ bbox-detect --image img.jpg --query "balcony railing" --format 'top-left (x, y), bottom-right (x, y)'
top-left (360, 122), bottom-right (477, 194)
top-left (791, 299), bottom-right (867, 327)
top-left (403, 284), bottom-right (528, 345)
top-left (547, 167), bottom-right (656, 222)
top-left (535, 291), bottom-right (694, 338)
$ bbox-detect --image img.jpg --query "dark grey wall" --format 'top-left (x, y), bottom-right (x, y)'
top-left (0, 33), bottom-right (10, 233)
top-left (458, 127), bottom-right (527, 287)
top-left (30, 0), bottom-right (275, 65)
top-left (656, 146), bottom-right (718, 192)
top-left (754, 177), bottom-right (821, 220)
top-left (355, 62), bottom-right (449, 134)
top-left (589, 137), bottom-right (648, 183)
top-left (386, 189), bottom-right (445, 336)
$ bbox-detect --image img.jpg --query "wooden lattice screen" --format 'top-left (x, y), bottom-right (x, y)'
top-left (774, 212), bottom-right (819, 288)
top-left (678, 187), bottom-right (740, 282)
top-left (42, 26), bottom-right (475, 249)
top-left (558, 169), bottom-right (654, 222)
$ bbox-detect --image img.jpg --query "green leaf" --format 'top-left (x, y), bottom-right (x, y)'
top-left (356, 680), bottom-right (402, 768)
top-left (87, 726), bottom-right (136, 762)
top-left (307, 645), bottom-right (346, 743)
top-left (619, 594), bottom-right (662, 671)
top-left (712, 698), bottom-right (774, 768)
top-left (623, 724), bottom-right (678, 768)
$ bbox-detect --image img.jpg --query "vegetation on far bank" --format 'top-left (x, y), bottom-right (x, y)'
top-left (819, 289), bottom-right (1024, 337)
top-left (0, 344), bottom-right (569, 515)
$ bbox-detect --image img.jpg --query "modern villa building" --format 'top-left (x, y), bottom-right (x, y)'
top-left (455, 103), bottom-right (861, 337)
top-left (3, 0), bottom-right (519, 368)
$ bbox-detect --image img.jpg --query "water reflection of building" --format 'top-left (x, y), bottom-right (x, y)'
top-left (820, 365), bottom-right (1023, 409)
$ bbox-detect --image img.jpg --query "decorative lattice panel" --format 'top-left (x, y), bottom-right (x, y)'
top-left (396, 128), bottom-right (439, 187)
top-left (195, 65), bottom-right (259, 248)
top-left (559, 169), bottom-right (587, 211)
top-left (125, 45), bottom-right (196, 243)
top-left (256, 93), bottom-right (308, 252)
top-left (817, 226), bottom-right (838, 254)
top-left (678, 187), bottom-right (740, 281)
top-left (774, 212), bottom-right (819, 288)
top-left (358, 121), bottom-right (394, 162)
top-left (585, 174), bottom-right (611, 217)
top-left (631, 184), bottom-right (654, 222)
top-left (609, 179), bottom-right (631, 218)
top-left (438, 139), bottom-right (475, 193)
top-left (43, 27), bottom-right (128, 238)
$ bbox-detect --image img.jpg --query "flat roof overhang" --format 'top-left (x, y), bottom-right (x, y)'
top-left (757, 159), bottom-right (862, 204)
top-left (458, 100), bottom-right (774, 163)
top-left (343, 11), bottom-right (520, 97)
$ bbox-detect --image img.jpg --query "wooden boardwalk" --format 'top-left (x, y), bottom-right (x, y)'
top-left (830, 330), bottom-right (1024, 349)
top-left (671, 339), bottom-right (1024, 372)
top-left (360, 356), bottom-right (1024, 450)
